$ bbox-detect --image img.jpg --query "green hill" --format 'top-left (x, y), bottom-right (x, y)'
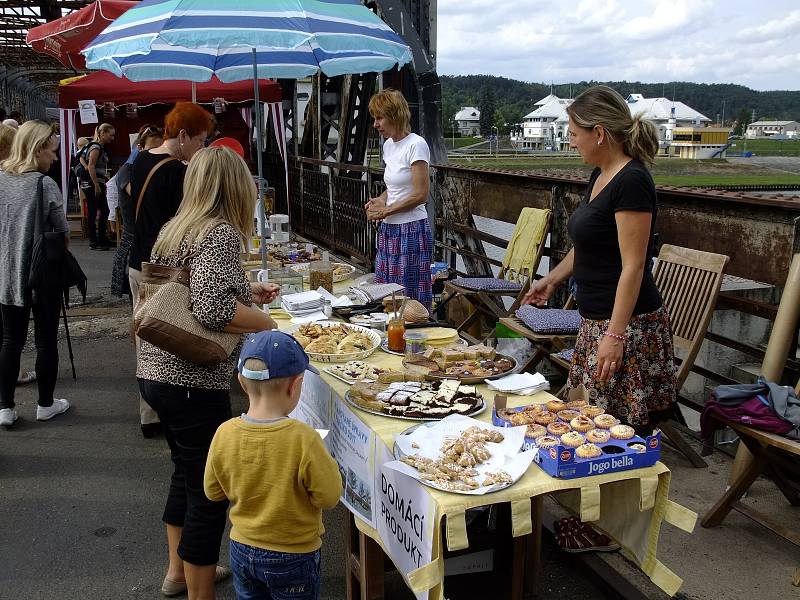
top-left (441, 75), bottom-right (800, 135)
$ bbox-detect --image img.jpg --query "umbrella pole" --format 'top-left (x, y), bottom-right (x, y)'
top-left (191, 81), bottom-right (196, 103)
top-left (252, 48), bottom-right (267, 270)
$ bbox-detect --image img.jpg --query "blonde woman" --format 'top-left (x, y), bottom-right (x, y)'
top-left (81, 122), bottom-right (115, 250)
top-left (523, 85), bottom-right (676, 431)
top-left (137, 147), bottom-right (279, 599)
top-left (0, 121), bottom-right (70, 427)
top-left (365, 89), bottom-right (433, 311)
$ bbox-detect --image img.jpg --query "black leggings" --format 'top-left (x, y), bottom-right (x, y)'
top-left (138, 379), bottom-right (231, 565)
top-left (0, 300), bottom-right (61, 409)
top-left (84, 183), bottom-right (109, 245)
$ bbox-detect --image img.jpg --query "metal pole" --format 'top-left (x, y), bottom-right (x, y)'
top-left (252, 48), bottom-right (267, 269)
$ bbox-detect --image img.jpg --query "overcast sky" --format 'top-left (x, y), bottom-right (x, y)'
top-left (435, 0), bottom-right (800, 91)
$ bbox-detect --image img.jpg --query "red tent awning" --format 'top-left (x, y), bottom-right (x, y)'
top-left (59, 70), bottom-right (282, 107)
top-left (27, 0), bottom-right (138, 70)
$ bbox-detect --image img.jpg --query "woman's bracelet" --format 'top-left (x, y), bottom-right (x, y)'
top-left (604, 330), bottom-right (626, 342)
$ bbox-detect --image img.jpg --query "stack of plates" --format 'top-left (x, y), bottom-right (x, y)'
top-left (281, 291), bottom-right (324, 316)
top-left (413, 327), bottom-right (460, 347)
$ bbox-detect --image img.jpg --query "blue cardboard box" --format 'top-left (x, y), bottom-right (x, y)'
top-left (492, 394), bottom-right (660, 479)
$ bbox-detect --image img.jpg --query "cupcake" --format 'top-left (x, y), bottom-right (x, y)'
top-left (576, 443), bottom-right (603, 459)
top-left (547, 421), bottom-right (571, 436)
top-left (593, 414), bottom-right (618, 429)
top-left (525, 424), bottom-right (547, 439)
top-left (566, 399), bottom-right (588, 410)
top-left (537, 435), bottom-right (559, 448)
top-left (586, 429), bottom-right (611, 444)
top-left (570, 416), bottom-right (595, 432)
top-left (581, 405), bottom-right (605, 419)
top-left (560, 431), bottom-right (585, 448)
top-left (546, 399), bottom-right (567, 413)
top-left (557, 409), bottom-right (581, 422)
top-left (629, 443), bottom-right (647, 453)
top-left (534, 411), bottom-right (557, 425)
top-left (610, 424), bottom-right (636, 440)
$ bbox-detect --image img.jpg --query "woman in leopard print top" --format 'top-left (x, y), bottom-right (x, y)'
top-left (137, 147), bottom-right (279, 597)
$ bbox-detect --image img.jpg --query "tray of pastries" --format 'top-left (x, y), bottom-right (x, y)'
top-left (289, 261), bottom-right (357, 282)
top-left (286, 321), bottom-right (380, 363)
top-left (324, 361), bottom-right (401, 385)
top-left (345, 376), bottom-right (486, 420)
top-left (402, 344), bottom-right (517, 383)
top-left (389, 417), bottom-right (535, 494)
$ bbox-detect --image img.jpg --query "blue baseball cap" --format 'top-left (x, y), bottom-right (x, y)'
top-left (238, 330), bottom-right (319, 380)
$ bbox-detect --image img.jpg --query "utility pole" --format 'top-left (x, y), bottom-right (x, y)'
top-left (721, 100), bottom-right (725, 128)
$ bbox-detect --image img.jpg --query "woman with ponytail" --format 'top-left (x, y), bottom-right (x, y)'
top-left (82, 122), bottom-right (115, 250)
top-left (523, 85), bottom-right (675, 431)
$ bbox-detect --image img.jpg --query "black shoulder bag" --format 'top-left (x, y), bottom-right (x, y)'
top-left (28, 175), bottom-right (88, 306)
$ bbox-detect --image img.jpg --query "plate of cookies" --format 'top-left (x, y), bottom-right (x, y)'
top-left (385, 415), bottom-right (537, 494)
top-left (286, 321), bottom-right (381, 363)
top-left (402, 344), bottom-right (517, 383)
top-left (323, 361), bottom-right (401, 385)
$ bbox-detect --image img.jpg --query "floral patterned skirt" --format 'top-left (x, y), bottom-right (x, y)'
top-left (566, 306), bottom-right (677, 426)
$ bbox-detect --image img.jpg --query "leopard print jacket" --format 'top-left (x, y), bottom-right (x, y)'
top-left (137, 222), bottom-right (252, 390)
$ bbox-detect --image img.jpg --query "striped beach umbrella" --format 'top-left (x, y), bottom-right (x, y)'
top-left (81, 0), bottom-right (413, 82)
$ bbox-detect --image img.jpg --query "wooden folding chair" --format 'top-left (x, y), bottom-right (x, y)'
top-left (444, 208), bottom-right (552, 345)
top-left (653, 244), bottom-right (730, 468)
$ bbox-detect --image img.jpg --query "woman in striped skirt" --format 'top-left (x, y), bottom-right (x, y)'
top-left (365, 89), bottom-right (433, 311)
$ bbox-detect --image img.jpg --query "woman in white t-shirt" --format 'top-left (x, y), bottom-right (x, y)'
top-left (365, 89), bottom-right (433, 311)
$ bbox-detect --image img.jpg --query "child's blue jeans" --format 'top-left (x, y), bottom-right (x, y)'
top-left (229, 540), bottom-right (321, 600)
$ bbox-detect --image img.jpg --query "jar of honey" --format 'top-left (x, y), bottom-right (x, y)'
top-left (387, 318), bottom-right (406, 353)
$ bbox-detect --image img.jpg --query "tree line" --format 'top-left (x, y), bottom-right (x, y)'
top-left (441, 75), bottom-right (800, 136)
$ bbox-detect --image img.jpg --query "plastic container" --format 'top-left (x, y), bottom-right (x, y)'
top-left (404, 331), bottom-right (428, 357)
top-left (309, 251), bottom-right (333, 293)
top-left (269, 214), bottom-right (290, 243)
top-left (387, 318), bottom-right (406, 353)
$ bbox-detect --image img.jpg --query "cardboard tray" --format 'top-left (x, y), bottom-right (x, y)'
top-left (491, 393), bottom-right (660, 479)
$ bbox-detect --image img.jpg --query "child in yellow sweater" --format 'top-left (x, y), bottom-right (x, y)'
top-left (204, 330), bottom-right (342, 600)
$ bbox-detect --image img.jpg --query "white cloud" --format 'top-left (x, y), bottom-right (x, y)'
top-left (434, 0), bottom-right (800, 90)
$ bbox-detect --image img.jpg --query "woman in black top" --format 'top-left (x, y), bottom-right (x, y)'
top-left (524, 85), bottom-right (676, 428)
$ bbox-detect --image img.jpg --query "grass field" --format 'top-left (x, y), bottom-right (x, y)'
top-left (728, 138), bottom-right (800, 157)
top-left (445, 136), bottom-right (482, 149)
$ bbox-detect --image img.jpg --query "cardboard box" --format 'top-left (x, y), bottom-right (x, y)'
top-left (492, 391), bottom-right (661, 479)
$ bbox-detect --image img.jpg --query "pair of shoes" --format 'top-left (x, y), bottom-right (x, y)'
top-left (17, 370), bottom-right (37, 385)
top-left (90, 244), bottom-right (110, 251)
top-left (553, 516), bottom-right (619, 553)
top-left (141, 422), bottom-right (163, 439)
top-left (36, 398), bottom-right (70, 421)
top-left (0, 408), bottom-right (18, 427)
top-left (161, 565), bottom-right (232, 597)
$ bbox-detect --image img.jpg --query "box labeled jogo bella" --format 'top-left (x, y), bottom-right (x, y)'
top-left (492, 388), bottom-right (660, 479)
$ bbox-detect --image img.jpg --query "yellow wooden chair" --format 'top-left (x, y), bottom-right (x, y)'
top-left (443, 207), bottom-right (552, 344)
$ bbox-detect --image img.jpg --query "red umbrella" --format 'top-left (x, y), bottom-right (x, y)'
top-left (26, 0), bottom-right (137, 70)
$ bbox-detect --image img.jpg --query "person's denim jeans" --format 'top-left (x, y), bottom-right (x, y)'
top-left (229, 540), bottom-right (321, 600)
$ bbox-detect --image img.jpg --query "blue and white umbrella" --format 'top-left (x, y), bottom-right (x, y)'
top-left (82, 0), bottom-right (412, 267)
top-left (81, 0), bottom-right (413, 81)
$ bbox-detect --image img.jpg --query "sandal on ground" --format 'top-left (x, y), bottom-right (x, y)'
top-left (17, 371), bottom-right (36, 385)
top-left (554, 517), bottom-right (620, 553)
top-left (161, 565), bottom-right (231, 597)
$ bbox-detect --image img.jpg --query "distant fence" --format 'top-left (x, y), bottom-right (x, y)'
top-left (698, 184), bottom-right (800, 192)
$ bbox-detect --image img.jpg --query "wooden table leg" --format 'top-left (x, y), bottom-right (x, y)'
top-left (346, 513), bottom-right (360, 600)
top-left (360, 531), bottom-right (385, 600)
top-left (701, 448), bottom-right (769, 528)
top-left (525, 496), bottom-right (544, 596)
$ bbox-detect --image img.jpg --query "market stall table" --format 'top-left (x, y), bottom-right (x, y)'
top-left (270, 310), bottom-right (696, 600)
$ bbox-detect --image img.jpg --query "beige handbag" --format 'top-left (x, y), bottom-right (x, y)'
top-left (134, 260), bottom-right (241, 365)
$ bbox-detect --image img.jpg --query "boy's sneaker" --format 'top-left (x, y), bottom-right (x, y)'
top-left (36, 398), bottom-right (70, 421)
top-left (0, 408), bottom-right (18, 427)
